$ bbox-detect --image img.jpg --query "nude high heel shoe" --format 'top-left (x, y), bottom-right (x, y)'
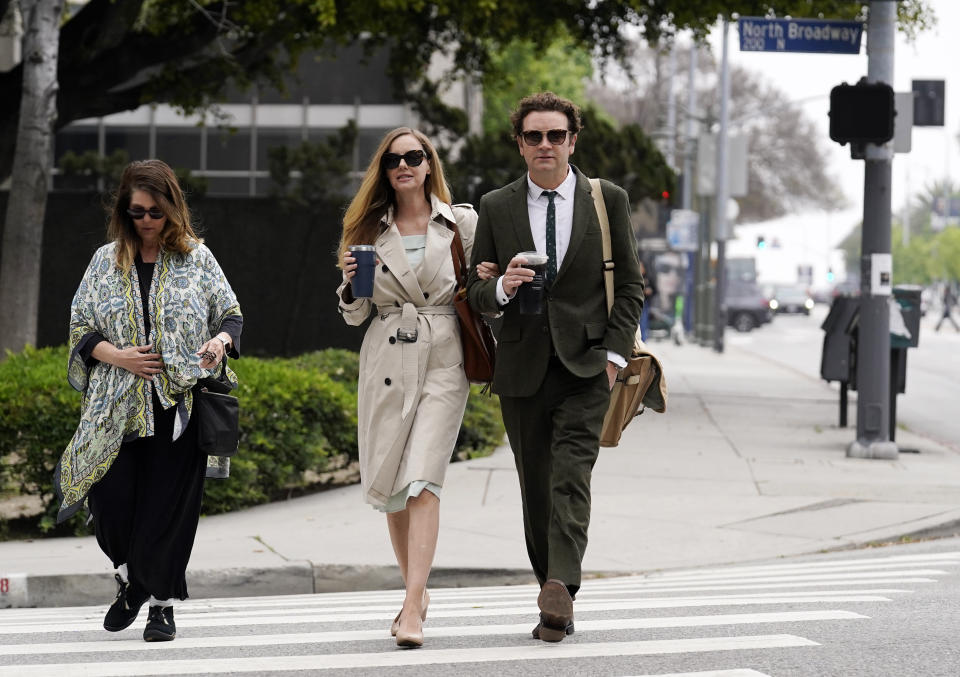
top-left (395, 616), bottom-right (423, 648)
top-left (390, 588), bottom-right (429, 637)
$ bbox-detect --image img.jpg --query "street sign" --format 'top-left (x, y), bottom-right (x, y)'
top-left (894, 92), bottom-right (913, 154)
top-left (666, 210), bottom-right (699, 252)
top-left (696, 134), bottom-right (748, 198)
top-left (739, 17), bottom-right (863, 54)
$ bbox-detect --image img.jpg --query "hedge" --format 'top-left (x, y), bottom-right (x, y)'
top-left (0, 346), bottom-right (504, 539)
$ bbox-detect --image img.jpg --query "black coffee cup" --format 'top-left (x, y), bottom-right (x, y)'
top-left (348, 245), bottom-right (377, 298)
top-left (516, 251), bottom-right (549, 315)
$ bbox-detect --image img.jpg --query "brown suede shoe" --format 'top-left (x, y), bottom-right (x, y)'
top-left (536, 579), bottom-right (574, 642)
top-left (532, 613), bottom-right (575, 640)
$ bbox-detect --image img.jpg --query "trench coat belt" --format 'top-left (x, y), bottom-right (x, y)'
top-left (377, 303), bottom-right (457, 418)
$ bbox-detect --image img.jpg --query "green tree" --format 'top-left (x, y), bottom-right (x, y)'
top-left (0, 0), bottom-right (936, 183)
top-left (481, 30), bottom-right (595, 136)
top-left (446, 107), bottom-right (675, 206)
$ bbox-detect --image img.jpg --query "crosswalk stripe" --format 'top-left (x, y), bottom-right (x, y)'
top-left (1, 576), bottom-right (932, 626)
top-left (0, 635), bottom-right (820, 675)
top-left (592, 568), bottom-right (954, 588)
top-left (621, 671), bottom-right (772, 677)
top-left (0, 585), bottom-right (902, 627)
top-left (0, 571), bottom-right (937, 626)
top-left (632, 553), bottom-right (960, 580)
top-left (0, 610), bottom-right (866, 656)
top-left (0, 594), bottom-right (891, 635)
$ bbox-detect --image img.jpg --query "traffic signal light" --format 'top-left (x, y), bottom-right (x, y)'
top-left (656, 190), bottom-right (671, 234)
top-left (913, 80), bottom-right (945, 127)
top-left (756, 235), bottom-right (766, 249)
top-left (827, 268), bottom-right (835, 283)
top-left (829, 80), bottom-right (896, 145)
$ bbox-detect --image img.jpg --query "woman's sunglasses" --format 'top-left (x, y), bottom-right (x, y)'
top-left (519, 129), bottom-right (571, 146)
top-left (382, 150), bottom-right (428, 169)
top-left (127, 207), bottom-right (165, 220)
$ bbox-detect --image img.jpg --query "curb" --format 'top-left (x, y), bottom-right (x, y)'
top-left (0, 563), bottom-right (542, 609)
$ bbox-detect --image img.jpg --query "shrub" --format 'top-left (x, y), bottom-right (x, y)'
top-left (0, 345), bottom-right (86, 536)
top-left (0, 346), bottom-right (504, 539)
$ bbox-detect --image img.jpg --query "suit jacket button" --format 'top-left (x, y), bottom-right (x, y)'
top-left (389, 336), bottom-right (396, 344)
top-left (384, 377), bottom-right (392, 386)
top-left (382, 265), bottom-right (389, 273)
top-left (542, 326), bottom-right (548, 334)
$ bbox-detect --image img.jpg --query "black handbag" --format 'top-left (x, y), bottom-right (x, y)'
top-left (195, 358), bottom-right (239, 457)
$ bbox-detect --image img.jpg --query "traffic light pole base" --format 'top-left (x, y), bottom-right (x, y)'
top-left (846, 439), bottom-right (898, 460)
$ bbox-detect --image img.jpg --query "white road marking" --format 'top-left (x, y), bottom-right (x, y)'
top-left (620, 671), bottom-right (772, 677)
top-left (0, 609), bottom-right (865, 656)
top-left (0, 592), bottom-right (893, 634)
top-left (0, 635), bottom-right (819, 675)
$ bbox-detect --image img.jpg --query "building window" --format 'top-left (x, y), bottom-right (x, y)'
top-left (156, 128), bottom-right (202, 171)
top-left (208, 129), bottom-right (251, 171)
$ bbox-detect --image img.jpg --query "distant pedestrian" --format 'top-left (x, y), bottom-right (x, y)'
top-left (55, 159), bottom-right (243, 642)
top-left (336, 127), bottom-right (496, 649)
top-left (466, 92), bottom-right (644, 642)
top-left (936, 283), bottom-right (959, 332)
top-left (638, 259), bottom-right (657, 341)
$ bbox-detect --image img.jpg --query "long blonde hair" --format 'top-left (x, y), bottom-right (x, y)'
top-left (106, 159), bottom-right (201, 271)
top-left (338, 127), bottom-right (452, 264)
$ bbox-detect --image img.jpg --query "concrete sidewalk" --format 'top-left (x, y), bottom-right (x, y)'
top-left (3, 337), bottom-right (960, 608)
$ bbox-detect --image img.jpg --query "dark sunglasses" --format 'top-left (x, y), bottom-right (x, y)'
top-left (127, 207), bottom-right (165, 220)
top-left (520, 129), bottom-right (571, 146)
top-left (382, 150), bottom-right (428, 169)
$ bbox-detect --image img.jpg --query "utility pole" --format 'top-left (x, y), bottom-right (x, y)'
top-left (712, 15), bottom-right (732, 353)
top-left (848, 0), bottom-right (898, 459)
top-left (682, 43), bottom-right (698, 334)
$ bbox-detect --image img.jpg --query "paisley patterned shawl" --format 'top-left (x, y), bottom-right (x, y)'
top-left (55, 241), bottom-right (241, 522)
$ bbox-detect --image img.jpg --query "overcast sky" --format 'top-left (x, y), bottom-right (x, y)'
top-left (713, 0), bottom-right (958, 215)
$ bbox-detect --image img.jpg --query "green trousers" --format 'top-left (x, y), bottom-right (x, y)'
top-left (500, 361), bottom-right (610, 598)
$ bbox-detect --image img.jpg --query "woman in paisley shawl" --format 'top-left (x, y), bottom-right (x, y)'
top-left (54, 159), bottom-right (242, 643)
top-left (336, 128), bottom-right (498, 648)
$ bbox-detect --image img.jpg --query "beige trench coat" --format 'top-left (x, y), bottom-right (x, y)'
top-left (337, 196), bottom-right (478, 508)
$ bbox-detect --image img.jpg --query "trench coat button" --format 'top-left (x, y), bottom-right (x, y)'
top-left (424, 292), bottom-right (430, 299)
top-left (382, 264), bottom-right (389, 273)
top-left (389, 336), bottom-right (396, 344)
top-left (384, 377), bottom-right (392, 386)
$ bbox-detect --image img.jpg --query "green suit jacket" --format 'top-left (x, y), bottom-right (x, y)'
top-left (466, 167), bottom-right (644, 398)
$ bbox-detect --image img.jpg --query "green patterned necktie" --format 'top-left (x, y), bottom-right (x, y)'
top-left (544, 190), bottom-right (557, 282)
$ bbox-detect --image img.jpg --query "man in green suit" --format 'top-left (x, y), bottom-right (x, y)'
top-left (466, 92), bottom-right (644, 642)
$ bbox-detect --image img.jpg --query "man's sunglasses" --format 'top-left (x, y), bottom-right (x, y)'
top-left (127, 207), bottom-right (165, 220)
top-left (519, 129), bottom-right (571, 146)
top-left (382, 150), bottom-right (428, 169)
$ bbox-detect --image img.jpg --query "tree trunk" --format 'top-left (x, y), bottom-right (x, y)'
top-left (0, 0), bottom-right (64, 356)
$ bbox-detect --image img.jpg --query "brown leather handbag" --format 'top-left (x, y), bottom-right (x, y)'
top-left (449, 225), bottom-right (496, 384)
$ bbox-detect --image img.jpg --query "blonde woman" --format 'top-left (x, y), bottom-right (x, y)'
top-left (336, 128), bottom-right (494, 648)
top-left (56, 160), bottom-right (242, 642)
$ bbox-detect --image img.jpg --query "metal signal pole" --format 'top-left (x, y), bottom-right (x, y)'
top-left (848, 0), bottom-right (898, 459)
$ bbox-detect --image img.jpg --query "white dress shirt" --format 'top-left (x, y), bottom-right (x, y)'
top-left (494, 167), bottom-right (625, 368)
top-left (496, 168), bottom-right (577, 304)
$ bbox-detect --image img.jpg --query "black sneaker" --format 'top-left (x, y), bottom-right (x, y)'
top-left (143, 605), bottom-right (176, 642)
top-left (103, 574), bottom-right (149, 632)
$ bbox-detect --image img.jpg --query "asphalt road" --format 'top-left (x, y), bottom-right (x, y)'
top-left (2, 538), bottom-right (959, 676)
top-left (724, 304), bottom-right (960, 452)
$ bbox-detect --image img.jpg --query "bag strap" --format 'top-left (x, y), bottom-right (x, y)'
top-left (449, 223), bottom-right (467, 287)
top-left (589, 178), bottom-right (614, 317)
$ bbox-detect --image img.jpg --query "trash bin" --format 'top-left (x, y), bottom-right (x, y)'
top-left (820, 296), bottom-right (860, 427)
top-left (891, 285), bottom-right (922, 349)
top-left (888, 285), bottom-right (923, 443)
top-left (820, 296), bottom-right (859, 383)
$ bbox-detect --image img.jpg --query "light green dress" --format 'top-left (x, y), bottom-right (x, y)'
top-left (377, 234), bottom-right (442, 513)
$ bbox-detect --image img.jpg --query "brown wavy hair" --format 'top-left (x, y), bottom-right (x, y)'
top-left (106, 159), bottom-right (201, 271)
top-left (337, 127), bottom-right (452, 264)
top-left (510, 91), bottom-right (583, 137)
